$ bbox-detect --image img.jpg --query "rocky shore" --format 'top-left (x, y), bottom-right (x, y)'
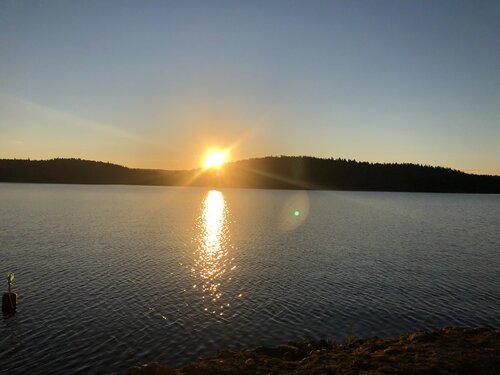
top-left (126, 327), bottom-right (499, 374)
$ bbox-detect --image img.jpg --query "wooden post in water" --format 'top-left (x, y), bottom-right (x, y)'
top-left (2, 272), bottom-right (17, 315)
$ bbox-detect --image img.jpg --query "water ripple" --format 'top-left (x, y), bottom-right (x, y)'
top-left (0, 185), bottom-right (499, 374)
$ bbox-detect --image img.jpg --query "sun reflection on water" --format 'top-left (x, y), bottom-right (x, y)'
top-left (203, 190), bottom-right (225, 255)
top-left (193, 190), bottom-right (235, 315)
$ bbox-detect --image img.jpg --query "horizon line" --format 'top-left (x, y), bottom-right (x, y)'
top-left (1, 156), bottom-right (499, 178)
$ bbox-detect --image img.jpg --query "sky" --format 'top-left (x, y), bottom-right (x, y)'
top-left (1, 1), bottom-right (499, 174)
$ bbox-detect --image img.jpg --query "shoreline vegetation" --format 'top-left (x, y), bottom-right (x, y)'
top-left (1, 157), bottom-right (499, 193)
top-left (126, 327), bottom-right (499, 374)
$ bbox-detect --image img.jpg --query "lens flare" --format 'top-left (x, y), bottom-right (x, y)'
top-left (279, 191), bottom-right (310, 231)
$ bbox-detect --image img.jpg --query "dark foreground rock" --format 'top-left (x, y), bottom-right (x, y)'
top-left (126, 327), bottom-right (500, 374)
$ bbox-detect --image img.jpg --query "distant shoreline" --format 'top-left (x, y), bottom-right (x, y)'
top-left (1, 181), bottom-right (500, 196)
top-left (126, 326), bottom-right (500, 374)
top-left (1, 157), bottom-right (500, 193)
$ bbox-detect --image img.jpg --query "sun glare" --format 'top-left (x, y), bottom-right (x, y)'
top-left (204, 149), bottom-right (228, 169)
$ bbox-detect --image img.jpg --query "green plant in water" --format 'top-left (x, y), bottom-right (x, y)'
top-left (7, 272), bottom-right (14, 293)
top-left (345, 333), bottom-right (358, 345)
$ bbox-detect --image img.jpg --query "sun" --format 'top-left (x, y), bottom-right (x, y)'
top-left (203, 149), bottom-right (229, 169)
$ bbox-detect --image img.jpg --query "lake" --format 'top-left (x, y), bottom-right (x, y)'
top-left (1, 183), bottom-right (499, 374)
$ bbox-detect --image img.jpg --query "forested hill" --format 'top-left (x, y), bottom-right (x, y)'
top-left (215, 157), bottom-right (500, 193)
top-left (0, 159), bottom-right (190, 186)
top-left (1, 157), bottom-right (499, 193)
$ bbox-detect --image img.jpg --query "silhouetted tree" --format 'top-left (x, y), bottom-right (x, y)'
top-left (0, 157), bottom-right (498, 193)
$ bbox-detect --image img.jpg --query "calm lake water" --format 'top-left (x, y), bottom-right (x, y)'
top-left (1, 183), bottom-right (499, 374)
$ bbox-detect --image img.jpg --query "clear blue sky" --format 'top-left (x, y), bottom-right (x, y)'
top-left (1, 1), bottom-right (499, 174)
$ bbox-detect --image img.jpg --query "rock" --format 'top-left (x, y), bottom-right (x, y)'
top-left (125, 327), bottom-right (500, 375)
top-left (383, 347), bottom-right (403, 355)
top-left (244, 358), bottom-right (256, 366)
top-left (2, 292), bottom-right (17, 315)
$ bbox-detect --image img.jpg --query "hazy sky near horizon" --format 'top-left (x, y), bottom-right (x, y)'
top-left (1, 1), bottom-right (499, 174)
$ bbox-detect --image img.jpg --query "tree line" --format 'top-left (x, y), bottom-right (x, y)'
top-left (1, 157), bottom-right (499, 193)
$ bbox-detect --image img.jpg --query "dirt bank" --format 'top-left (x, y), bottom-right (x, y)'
top-left (126, 326), bottom-right (499, 374)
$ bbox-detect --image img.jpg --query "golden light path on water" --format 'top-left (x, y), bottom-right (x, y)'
top-left (193, 190), bottom-right (236, 316)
